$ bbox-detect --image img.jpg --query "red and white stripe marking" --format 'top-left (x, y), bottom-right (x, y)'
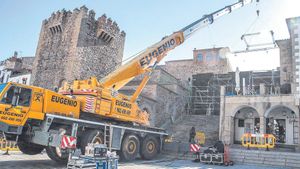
top-left (84, 97), bottom-right (95, 112)
top-left (61, 135), bottom-right (76, 149)
top-left (190, 144), bottom-right (201, 152)
top-left (81, 89), bottom-right (97, 93)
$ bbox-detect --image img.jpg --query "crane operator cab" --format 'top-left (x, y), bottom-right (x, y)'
top-left (0, 82), bottom-right (80, 141)
top-left (0, 83), bottom-right (35, 139)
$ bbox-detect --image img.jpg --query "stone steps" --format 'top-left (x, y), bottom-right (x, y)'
top-left (166, 115), bottom-right (219, 145)
top-left (163, 145), bottom-right (300, 168)
top-left (230, 148), bottom-right (300, 168)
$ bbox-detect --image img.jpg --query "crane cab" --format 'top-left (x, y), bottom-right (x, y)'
top-left (0, 82), bottom-right (80, 136)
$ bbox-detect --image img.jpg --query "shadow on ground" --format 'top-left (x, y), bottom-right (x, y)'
top-left (0, 160), bottom-right (65, 169)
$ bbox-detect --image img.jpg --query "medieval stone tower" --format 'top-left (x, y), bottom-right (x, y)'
top-left (31, 6), bottom-right (126, 89)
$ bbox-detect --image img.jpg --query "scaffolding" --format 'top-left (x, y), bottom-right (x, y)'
top-left (191, 70), bottom-right (281, 116)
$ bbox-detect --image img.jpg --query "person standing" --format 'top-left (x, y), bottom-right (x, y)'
top-left (189, 127), bottom-right (196, 143)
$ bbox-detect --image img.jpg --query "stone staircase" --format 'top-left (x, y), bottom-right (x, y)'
top-left (165, 115), bottom-right (219, 146)
top-left (230, 148), bottom-right (300, 168)
top-left (162, 145), bottom-right (300, 168)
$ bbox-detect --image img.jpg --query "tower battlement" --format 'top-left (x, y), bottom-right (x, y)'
top-left (32, 6), bottom-right (126, 89)
top-left (43, 6), bottom-right (125, 38)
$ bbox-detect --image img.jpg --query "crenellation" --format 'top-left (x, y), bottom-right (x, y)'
top-left (66, 10), bottom-right (72, 15)
top-left (98, 14), bottom-right (107, 22)
top-left (79, 6), bottom-right (88, 18)
top-left (55, 10), bottom-right (61, 17)
top-left (31, 6), bottom-right (126, 89)
top-left (121, 31), bottom-right (126, 37)
top-left (73, 8), bottom-right (80, 14)
top-left (121, 30), bottom-right (126, 37)
top-left (80, 5), bottom-right (88, 12)
top-left (49, 12), bottom-right (55, 22)
top-left (88, 10), bottom-right (95, 19)
top-left (112, 21), bottom-right (120, 34)
top-left (42, 19), bottom-right (48, 25)
top-left (107, 18), bottom-right (112, 26)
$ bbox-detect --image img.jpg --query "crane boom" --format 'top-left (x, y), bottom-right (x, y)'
top-left (99, 0), bottom-right (254, 99)
top-left (182, 0), bottom-right (253, 39)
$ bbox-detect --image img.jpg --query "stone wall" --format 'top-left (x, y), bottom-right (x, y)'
top-left (119, 67), bottom-right (189, 127)
top-left (21, 57), bottom-right (35, 70)
top-left (276, 39), bottom-right (293, 86)
top-left (166, 115), bottom-right (220, 145)
top-left (165, 47), bottom-right (232, 82)
top-left (286, 17), bottom-right (300, 97)
top-left (31, 6), bottom-right (125, 89)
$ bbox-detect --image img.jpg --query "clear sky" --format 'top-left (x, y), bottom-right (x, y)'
top-left (0, 0), bottom-right (299, 71)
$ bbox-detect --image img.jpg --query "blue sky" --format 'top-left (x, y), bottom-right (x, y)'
top-left (0, 0), bottom-right (299, 70)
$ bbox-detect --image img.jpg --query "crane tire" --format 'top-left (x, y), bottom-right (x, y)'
top-left (140, 135), bottom-right (159, 160)
top-left (46, 126), bottom-right (69, 164)
top-left (17, 141), bottom-right (44, 155)
top-left (120, 134), bottom-right (140, 161)
top-left (80, 130), bottom-right (104, 154)
top-left (46, 146), bottom-right (69, 164)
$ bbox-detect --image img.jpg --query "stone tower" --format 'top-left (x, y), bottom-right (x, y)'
top-left (31, 6), bottom-right (126, 89)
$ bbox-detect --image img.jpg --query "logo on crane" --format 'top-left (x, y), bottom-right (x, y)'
top-left (51, 95), bottom-right (78, 107)
top-left (139, 38), bottom-right (176, 67)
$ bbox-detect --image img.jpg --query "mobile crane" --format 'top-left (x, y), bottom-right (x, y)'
top-left (0, 0), bottom-right (254, 163)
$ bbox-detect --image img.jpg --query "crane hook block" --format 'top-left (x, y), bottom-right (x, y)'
top-left (256, 10), bottom-right (260, 17)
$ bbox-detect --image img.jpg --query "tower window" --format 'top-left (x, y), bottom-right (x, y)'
top-left (49, 25), bottom-right (62, 35)
top-left (97, 30), bottom-right (113, 44)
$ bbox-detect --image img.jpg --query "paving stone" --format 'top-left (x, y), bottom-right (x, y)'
top-left (263, 160), bottom-right (286, 166)
top-left (244, 159), bottom-right (264, 164)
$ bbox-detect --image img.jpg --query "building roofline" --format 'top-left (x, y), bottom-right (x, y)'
top-left (165, 59), bottom-right (193, 63)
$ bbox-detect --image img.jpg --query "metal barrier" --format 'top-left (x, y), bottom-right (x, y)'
top-left (241, 133), bottom-right (276, 149)
top-left (0, 138), bottom-right (19, 152)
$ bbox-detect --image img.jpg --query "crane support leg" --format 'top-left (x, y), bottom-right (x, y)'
top-left (130, 75), bottom-right (151, 102)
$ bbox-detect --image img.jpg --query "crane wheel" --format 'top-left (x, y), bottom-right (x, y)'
top-left (140, 135), bottom-right (159, 160)
top-left (120, 134), bottom-right (140, 161)
top-left (17, 141), bottom-right (44, 155)
top-left (46, 127), bottom-right (69, 164)
top-left (80, 129), bottom-right (104, 154)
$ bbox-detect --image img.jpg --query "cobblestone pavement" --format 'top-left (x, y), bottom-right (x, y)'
top-left (0, 152), bottom-right (291, 169)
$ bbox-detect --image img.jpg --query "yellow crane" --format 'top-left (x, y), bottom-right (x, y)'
top-left (0, 0), bottom-right (254, 163)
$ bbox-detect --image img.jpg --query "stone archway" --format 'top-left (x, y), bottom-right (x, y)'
top-left (233, 106), bottom-right (260, 143)
top-left (264, 105), bottom-right (299, 145)
top-left (265, 104), bottom-right (299, 118)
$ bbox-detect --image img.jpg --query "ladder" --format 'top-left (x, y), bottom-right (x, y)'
top-left (104, 125), bottom-right (112, 151)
